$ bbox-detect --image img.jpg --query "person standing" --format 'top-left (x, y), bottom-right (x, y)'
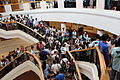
top-left (110, 38), bottom-right (120, 80)
top-left (30, 0), bottom-right (35, 9)
top-left (99, 34), bottom-right (110, 66)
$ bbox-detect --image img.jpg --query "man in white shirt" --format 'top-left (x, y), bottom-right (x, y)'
top-left (61, 44), bottom-right (67, 54)
top-left (51, 60), bottom-right (61, 74)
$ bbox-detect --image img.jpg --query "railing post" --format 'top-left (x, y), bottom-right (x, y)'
top-left (76, 0), bottom-right (83, 8)
top-left (96, 0), bottom-right (105, 9)
top-left (40, 1), bottom-right (47, 9)
top-left (23, 3), bottom-right (30, 11)
top-left (58, 0), bottom-right (64, 8)
top-left (4, 5), bottom-right (12, 12)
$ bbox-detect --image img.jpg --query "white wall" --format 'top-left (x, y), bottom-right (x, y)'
top-left (1, 61), bottom-right (41, 80)
top-left (0, 29), bottom-right (39, 43)
top-left (1, 8), bottom-right (120, 35)
top-left (77, 61), bottom-right (99, 80)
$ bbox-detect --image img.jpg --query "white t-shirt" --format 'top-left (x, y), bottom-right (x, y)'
top-left (60, 58), bottom-right (68, 64)
top-left (64, 42), bottom-right (70, 51)
top-left (51, 49), bottom-right (58, 55)
top-left (52, 54), bottom-right (59, 60)
top-left (48, 36), bottom-right (54, 43)
top-left (61, 47), bottom-right (67, 54)
top-left (51, 64), bottom-right (61, 73)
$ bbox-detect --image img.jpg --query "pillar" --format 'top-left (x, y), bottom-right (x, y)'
top-left (76, 0), bottom-right (83, 8)
top-left (97, 30), bottom-right (104, 36)
top-left (40, 1), bottom-right (47, 9)
top-left (61, 23), bottom-right (66, 33)
top-left (4, 5), bottom-right (12, 12)
top-left (96, 0), bottom-right (105, 9)
top-left (58, 0), bottom-right (64, 8)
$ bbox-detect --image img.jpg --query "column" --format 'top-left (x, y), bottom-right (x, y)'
top-left (23, 3), bottom-right (30, 11)
top-left (76, 0), bottom-right (83, 8)
top-left (58, 0), bottom-right (64, 8)
top-left (96, 0), bottom-right (105, 9)
top-left (40, 1), bottom-right (47, 9)
top-left (61, 23), bottom-right (66, 33)
top-left (4, 5), bottom-right (12, 12)
top-left (97, 30), bottom-right (104, 36)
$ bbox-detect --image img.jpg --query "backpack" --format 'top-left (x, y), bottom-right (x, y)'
top-left (69, 62), bottom-right (76, 72)
top-left (61, 60), bottom-right (66, 68)
top-left (55, 55), bottom-right (59, 63)
top-left (60, 60), bottom-right (67, 72)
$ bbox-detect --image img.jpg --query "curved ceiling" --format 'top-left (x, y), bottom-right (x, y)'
top-left (2, 8), bottom-right (120, 35)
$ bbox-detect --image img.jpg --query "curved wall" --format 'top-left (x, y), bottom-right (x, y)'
top-left (13, 70), bottom-right (40, 80)
top-left (0, 29), bottom-right (39, 44)
top-left (1, 61), bottom-right (41, 80)
top-left (77, 61), bottom-right (99, 80)
top-left (2, 8), bottom-right (120, 35)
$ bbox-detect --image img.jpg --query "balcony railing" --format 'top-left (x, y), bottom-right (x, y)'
top-left (68, 47), bottom-right (110, 80)
top-left (0, 21), bottom-right (45, 42)
top-left (0, 0), bottom-right (120, 13)
top-left (0, 51), bottom-right (44, 80)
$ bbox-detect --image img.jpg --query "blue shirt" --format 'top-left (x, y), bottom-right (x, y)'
top-left (99, 41), bottom-right (109, 60)
top-left (66, 32), bottom-right (70, 36)
top-left (40, 50), bottom-right (49, 60)
top-left (56, 73), bottom-right (65, 80)
top-left (91, 40), bottom-right (99, 47)
top-left (31, 50), bottom-right (36, 55)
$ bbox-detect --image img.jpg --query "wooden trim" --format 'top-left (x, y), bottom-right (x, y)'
top-left (16, 21), bottom-right (44, 39)
top-left (0, 53), bottom-right (24, 71)
top-left (96, 47), bottom-right (110, 80)
top-left (67, 51), bottom-right (82, 80)
top-left (0, 21), bottom-right (17, 24)
top-left (69, 47), bottom-right (110, 80)
top-left (0, 0), bottom-right (58, 7)
top-left (0, 21), bottom-right (44, 38)
top-left (69, 47), bottom-right (96, 53)
top-left (0, 1), bottom-right (41, 7)
top-left (25, 51), bottom-right (44, 80)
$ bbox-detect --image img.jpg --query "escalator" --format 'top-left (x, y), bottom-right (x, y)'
top-left (0, 43), bottom-right (82, 80)
top-left (0, 21), bottom-right (110, 80)
top-left (0, 21), bottom-right (45, 43)
top-left (68, 47), bottom-right (110, 80)
top-left (0, 51), bottom-right (44, 80)
top-left (0, 21), bottom-right (46, 79)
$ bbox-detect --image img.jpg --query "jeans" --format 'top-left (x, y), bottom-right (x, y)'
top-left (110, 69), bottom-right (120, 80)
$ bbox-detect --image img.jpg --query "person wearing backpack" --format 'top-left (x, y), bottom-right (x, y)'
top-left (60, 60), bottom-right (68, 73)
top-left (110, 38), bottom-right (120, 80)
top-left (69, 59), bottom-right (76, 76)
top-left (51, 60), bottom-right (61, 74)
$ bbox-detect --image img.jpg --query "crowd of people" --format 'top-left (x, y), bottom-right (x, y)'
top-left (0, 13), bottom-right (120, 80)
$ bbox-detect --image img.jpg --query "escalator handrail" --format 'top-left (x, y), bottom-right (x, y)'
top-left (0, 53), bottom-right (24, 71)
top-left (0, 21), bottom-right (45, 67)
top-left (0, 51), bottom-right (44, 80)
top-left (96, 47), bottom-right (110, 80)
top-left (25, 51), bottom-right (44, 80)
top-left (67, 51), bottom-right (82, 80)
top-left (69, 47), bottom-right (110, 80)
top-left (0, 21), bottom-right (44, 39)
top-left (69, 47), bottom-right (96, 53)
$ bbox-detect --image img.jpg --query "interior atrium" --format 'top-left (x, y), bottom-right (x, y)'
top-left (0, 0), bottom-right (120, 80)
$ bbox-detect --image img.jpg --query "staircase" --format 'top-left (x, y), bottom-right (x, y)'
top-left (0, 38), bottom-right (31, 57)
